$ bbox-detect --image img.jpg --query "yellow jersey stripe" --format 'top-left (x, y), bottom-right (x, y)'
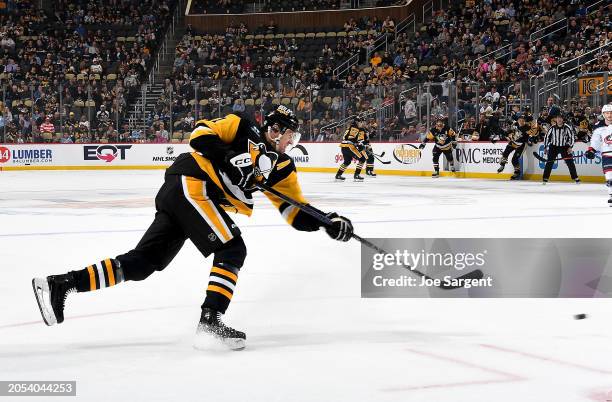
top-left (190, 153), bottom-right (253, 216)
top-left (263, 171), bottom-right (308, 210)
top-left (276, 159), bottom-right (291, 170)
top-left (184, 177), bottom-right (232, 242)
top-left (189, 126), bottom-right (216, 142)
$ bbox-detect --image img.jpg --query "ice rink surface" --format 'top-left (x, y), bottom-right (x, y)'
top-left (1, 170), bottom-right (612, 402)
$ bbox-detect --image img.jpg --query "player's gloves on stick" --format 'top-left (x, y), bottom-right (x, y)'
top-left (226, 152), bottom-right (255, 191)
top-left (418, 143), bottom-right (426, 150)
top-left (585, 147), bottom-right (596, 160)
top-left (324, 213), bottom-right (353, 242)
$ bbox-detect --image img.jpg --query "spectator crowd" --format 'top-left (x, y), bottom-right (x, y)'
top-left (1, 0), bottom-right (610, 144)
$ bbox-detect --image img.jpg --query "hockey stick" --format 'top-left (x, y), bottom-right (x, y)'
top-left (532, 151), bottom-right (583, 163)
top-left (256, 182), bottom-right (484, 290)
top-left (373, 153), bottom-right (391, 164)
top-left (374, 151), bottom-right (385, 158)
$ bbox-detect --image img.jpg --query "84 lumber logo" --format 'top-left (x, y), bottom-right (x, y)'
top-left (84, 145), bottom-right (132, 163)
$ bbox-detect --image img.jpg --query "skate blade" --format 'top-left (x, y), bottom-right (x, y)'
top-left (32, 278), bottom-right (56, 326)
top-left (334, 178), bottom-right (345, 182)
top-left (353, 178), bottom-right (364, 182)
top-left (194, 332), bottom-right (246, 351)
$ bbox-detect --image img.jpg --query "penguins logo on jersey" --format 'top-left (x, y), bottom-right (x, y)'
top-left (248, 139), bottom-right (278, 179)
top-left (437, 133), bottom-right (448, 144)
top-left (605, 134), bottom-right (612, 145)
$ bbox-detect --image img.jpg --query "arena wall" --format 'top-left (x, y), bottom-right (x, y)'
top-left (0, 142), bottom-right (604, 183)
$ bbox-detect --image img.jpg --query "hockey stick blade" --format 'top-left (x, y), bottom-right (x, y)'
top-left (374, 154), bottom-right (391, 164)
top-left (532, 151), bottom-right (582, 163)
top-left (438, 268), bottom-right (485, 289)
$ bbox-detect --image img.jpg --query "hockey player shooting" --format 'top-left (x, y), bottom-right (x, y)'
top-left (585, 104), bottom-right (612, 206)
top-left (32, 106), bottom-right (354, 350)
top-left (496, 113), bottom-right (538, 180)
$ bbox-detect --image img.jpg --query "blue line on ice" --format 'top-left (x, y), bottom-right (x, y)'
top-left (0, 211), bottom-right (604, 237)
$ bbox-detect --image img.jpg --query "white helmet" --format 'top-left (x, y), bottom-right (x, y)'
top-left (602, 104), bottom-right (612, 113)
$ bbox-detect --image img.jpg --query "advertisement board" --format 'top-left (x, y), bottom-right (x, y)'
top-left (0, 142), bottom-right (605, 182)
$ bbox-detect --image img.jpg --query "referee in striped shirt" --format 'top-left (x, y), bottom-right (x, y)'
top-left (542, 113), bottom-right (580, 184)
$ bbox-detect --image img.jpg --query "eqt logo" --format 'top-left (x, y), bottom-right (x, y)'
top-left (0, 146), bottom-right (10, 163)
top-left (84, 145), bottom-right (132, 163)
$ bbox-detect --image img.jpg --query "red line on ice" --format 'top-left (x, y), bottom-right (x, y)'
top-left (0, 305), bottom-right (184, 330)
top-left (382, 348), bottom-right (524, 392)
top-left (481, 344), bottom-right (612, 375)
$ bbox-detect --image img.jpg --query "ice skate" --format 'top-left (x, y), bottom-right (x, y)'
top-left (195, 308), bottom-right (246, 351)
top-left (335, 174), bottom-right (345, 182)
top-left (32, 273), bottom-right (77, 326)
top-left (432, 171), bottom-right (440, 178)
top-left (353, 175), bottom-right (364, 182)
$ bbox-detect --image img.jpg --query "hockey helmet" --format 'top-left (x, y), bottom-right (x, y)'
top-left (262, 105), bottom-right (301, 153)
top-left (263, 105), bottom-right (299, 134)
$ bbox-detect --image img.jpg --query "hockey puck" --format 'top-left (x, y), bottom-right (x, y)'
top-left (574, 313), bottom-right (587, 320)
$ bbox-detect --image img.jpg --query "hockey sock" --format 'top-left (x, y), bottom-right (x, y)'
top-left (433, 163), bottom-right (440, 172)
top-left (71, 258), bottom-right (124, 292)
top-left (202, 264), bottom-right (239, 314)
top-left (336, 164), bottom-right (347, 176)
top-left (354, 162), bottom-right (364, 176)
top-left (366, 163), bottom-right (374, 172)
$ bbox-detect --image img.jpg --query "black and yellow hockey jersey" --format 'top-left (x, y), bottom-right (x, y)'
top-left (340, 124), bottom-right (366, 157)
top-left (508, 121), bottom-right (538, 148)
top-left (572, 112), bottom-right (592, 142)
top-left (424, 126), bottom-right (456, 150)
top-left (166, 113), bottom-right (319, 231)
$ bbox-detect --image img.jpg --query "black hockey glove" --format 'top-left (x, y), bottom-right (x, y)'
top-left (324, 212), bottom-right (353, 242)
top-left (585, 147), bottom-right (596, 160)
top-left (418, 142), bottom-right (426, 150)
top-left (225, 152), bottom-right (255, 191)
top-left (452, 141), bottom-right (457, 149)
